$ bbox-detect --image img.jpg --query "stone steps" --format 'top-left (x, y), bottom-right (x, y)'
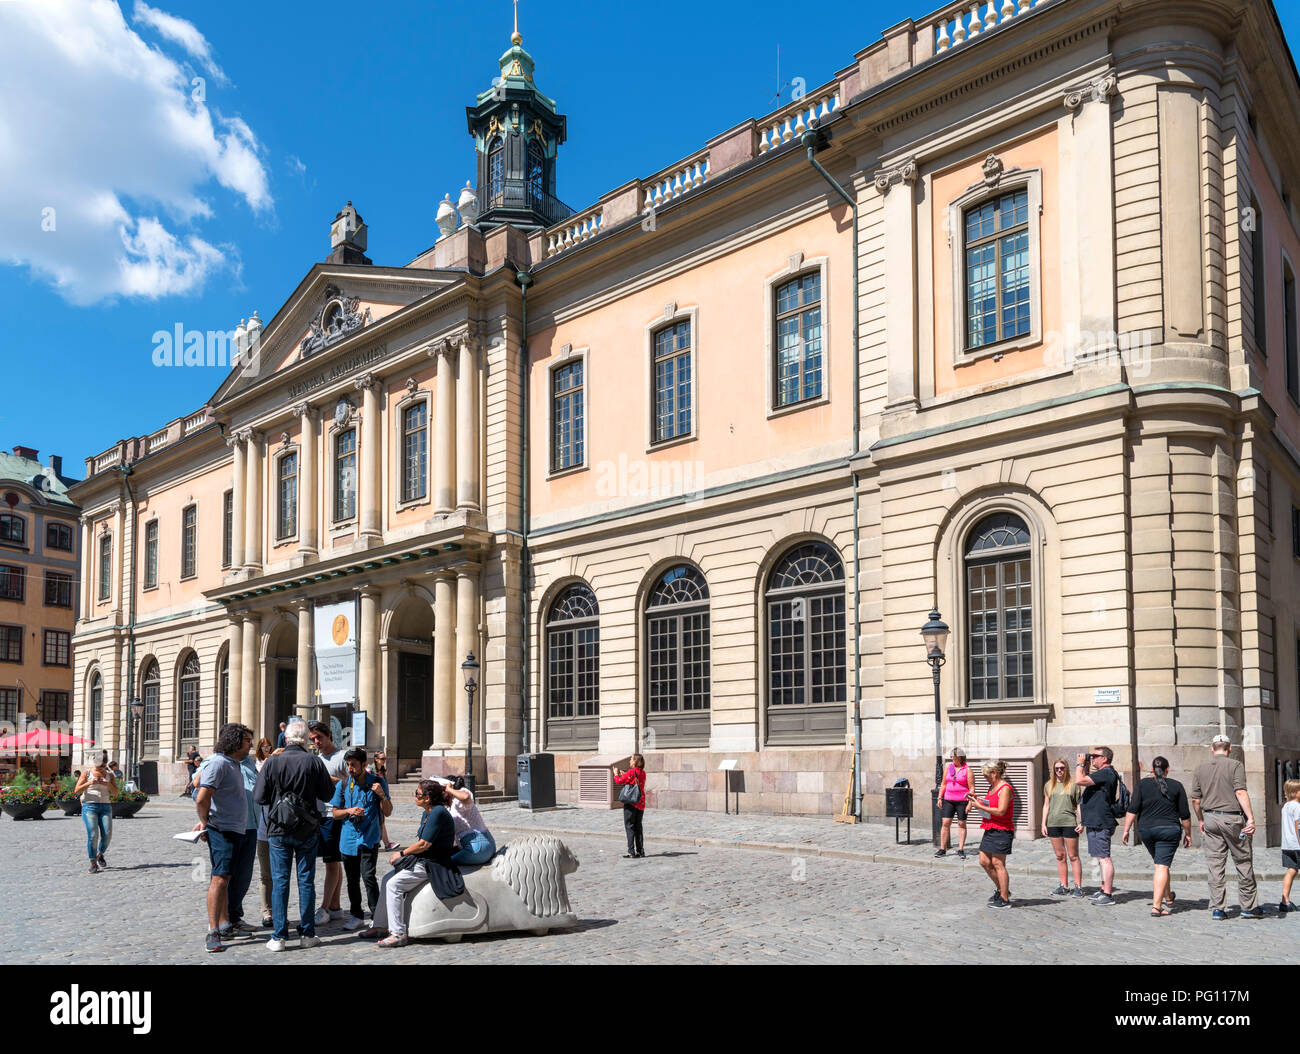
top-left (387, 774), bottom-right (516, 805)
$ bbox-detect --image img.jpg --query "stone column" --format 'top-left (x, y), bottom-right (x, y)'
top-left (1063, 73), bottom-right (1118, 352)
top-left (295, 404), bottom-right (318, 557)
top-left (240, 613), bottom-right (260, 732)
top-left (433, 572), bottom-right (456, 744)
top-left (228, 616), bottom-right (244, 727)
top-left (456, 339), bottom-right (480, 510)
top-left (434, 342), bottom-right (457, 514)
top-left (229, 435), bottom-right (246, 572)
top-left (876, 158), bottom-right (920, 413)
top-left (358, 587), bottom-right (381, 742)
top-left (244, 431), bottom-right (264, 569)
top-left (295, 600), bottom-right (312, 721)
top-left (79, 516), bottom-right (91, 613)
top-left (356, 374), bottom-right (382, 542)
top-left (455, 566), bottom-right (479, 746)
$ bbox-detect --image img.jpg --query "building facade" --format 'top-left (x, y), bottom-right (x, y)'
top-left (0, 446), bottom-right (80, 778)
top-left (72, 0), bottom-right (1300, 839)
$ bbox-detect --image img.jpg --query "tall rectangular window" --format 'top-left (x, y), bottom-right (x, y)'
top-left (965, 188), bottom-right (1030, 350)
top-left (774, 273), bottom-right (823, 407)
top-left (278, 453), bottom-right (298, 539)
top-left (181, 505), bottom-right (197, 578)
top-left (0, 564), bottom-right (24, 602)
top-left (46, 522), bottom-right (73, 551)
top-left (44, 572), bottom-right (72, 608)
top-left (98, 534), bottom-right (112, 601)
top-left (335, 429), bottom-right (357, 521)
top-left (552, 361), bottom-right (584, 471)
top-left (222, 490), bottom-right (233, 568)
top-left (402, 403), bottom-right (428, 502)
top-left (0, 686), bottom-right (17, 726)
top-left (1252, 195), bottom-right (1267, 357)
top-left (1285, 262), bottom-right (1298, 402)
top-left (143, 520), bottom-right (158, 589)
top-left (0, 625), bottom-right (22, 663)
top-left (653, 320), bottom-right (692, 443)
top-left (43, 630), bottom-right (70, 667)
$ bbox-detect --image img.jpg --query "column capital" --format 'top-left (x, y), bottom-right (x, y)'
top-left (873, 157), bottom-right (918, 194)
top-left (294, 597), bottom-right (312, 613)
top-left (353, 372), bottom-right (378, 392)
top-left (1064, 71), bottom-right (1116, 112)
top-left (291, 402), bottom-right (319, 422)
top-left (355, 584), bottom-right (383, 600)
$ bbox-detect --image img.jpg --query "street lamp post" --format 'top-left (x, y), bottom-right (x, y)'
top-left (460, 652), bottom-right (479, 794)
top-left (921, 609), bottom-right (950, 847)
top-left (128, 698), bottom-right (144, 788)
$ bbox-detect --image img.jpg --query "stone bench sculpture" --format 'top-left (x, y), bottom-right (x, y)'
top-left (404, 834), bottom-right (579, 942)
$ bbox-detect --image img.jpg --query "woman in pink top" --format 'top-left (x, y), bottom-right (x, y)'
top-left (935, 747), bottom-right (972, 859)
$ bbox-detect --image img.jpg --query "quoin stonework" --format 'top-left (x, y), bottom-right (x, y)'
top-left (71, 0), bottom-right (1300, 842)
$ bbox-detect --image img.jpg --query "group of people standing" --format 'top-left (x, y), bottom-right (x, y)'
top-left (935, 735), bottom-right (1297, 918)
top-left (191, 718), bottom-right (498, 953)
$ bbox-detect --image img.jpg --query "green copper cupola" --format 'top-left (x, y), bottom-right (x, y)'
top-left (466, 14), bottom-right (569, 230)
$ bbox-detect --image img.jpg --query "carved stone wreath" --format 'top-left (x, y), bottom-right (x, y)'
top-left (300, 284), bottom-right (372, 358)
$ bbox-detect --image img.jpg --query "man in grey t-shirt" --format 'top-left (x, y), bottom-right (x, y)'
top-left (195, 723), bottom-right (254, 953)
top-left (1189, 734), bottom-right (1260, 919)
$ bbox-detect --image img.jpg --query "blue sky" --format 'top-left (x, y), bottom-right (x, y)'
top-left (3, 0), bottom-right (1300, 479)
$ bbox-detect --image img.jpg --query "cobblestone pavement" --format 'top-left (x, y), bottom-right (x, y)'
top-left (3, 801), bottom-right (1293, 965)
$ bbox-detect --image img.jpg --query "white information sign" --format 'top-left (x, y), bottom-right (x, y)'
top-left (1093, 687), bottom-right (1122, 704)
top-left (313, 599), bottom-right (358, 707)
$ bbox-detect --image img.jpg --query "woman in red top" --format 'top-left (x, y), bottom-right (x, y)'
top-left (967, 759), bottom-right (1016, 908)
top-left (613, 754), bottom-right (647, 858)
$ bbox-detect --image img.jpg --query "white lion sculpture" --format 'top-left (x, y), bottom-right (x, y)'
top-left (405, 835), bottom-right (580, 942)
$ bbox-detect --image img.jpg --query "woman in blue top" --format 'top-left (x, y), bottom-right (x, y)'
top-left (330, 747), bottom-right (392, 931)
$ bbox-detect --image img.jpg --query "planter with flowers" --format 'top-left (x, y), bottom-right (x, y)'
top-left (0, 771), bottom-right (53, 820)
top-left (111, 788), bottom-right (148, 818)
top-left (54, 774), bottom-right (81, 816)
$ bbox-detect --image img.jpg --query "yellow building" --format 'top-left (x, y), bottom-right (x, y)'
top-left (0, 446), bottom-right (80, 778)
top-left (72, 0), bottom-right (1300, 839)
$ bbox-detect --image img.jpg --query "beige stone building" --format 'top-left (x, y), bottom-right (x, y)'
top-left (72, 0), bottom-right (1300, 840)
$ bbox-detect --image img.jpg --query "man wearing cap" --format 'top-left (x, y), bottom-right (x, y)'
top-left (1188, 734), bottom-right (1261, 920)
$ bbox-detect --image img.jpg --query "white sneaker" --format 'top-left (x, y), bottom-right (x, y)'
top-left (343, 916), bottom-right (366, 931)
top-left (300, 934), bottom-right (322, 949)
top-left (313, 908), bottom-right (331, 926)
top-left (329, 909), bottom-right (347, 920)
top-left (265, 938), bottom-right (286, 952)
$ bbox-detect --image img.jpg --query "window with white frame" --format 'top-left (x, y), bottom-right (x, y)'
top-left (43, 629), bottom-right (70, 667)
top-left (335, 428), bottom-right (357, 521)
top-left (141, 660), bottom-right (160, 754)
top-left (179, 653), bottom-right (201, 743)
top-left (645, 564), bottom-right (710, 743)
top-left (545, 583), bottom-right (599, 748)
top-left (964, 512), bottom-right (1034, 704)
top-left (552, 359), bottom-right (584, 471)
top-left (277, 452), bottom-right (298, 539)
top-left (774, 273), bottom-right (823, 407)
top-left (181, 505), bottom-right (197, 578)
top-left (222, 490), bottom-right (233, 568)
top-left (143, 520), bottom-right (158, 589)
top-left (652, 320), bottom-right (692, 443)
top-left (98, 533), bottom-right (112, 601)
top-left (402, 403), bottom-right (428, 503)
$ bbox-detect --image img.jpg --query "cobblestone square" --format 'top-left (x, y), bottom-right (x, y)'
top-left (3, 800), bottom-right (1293, 965)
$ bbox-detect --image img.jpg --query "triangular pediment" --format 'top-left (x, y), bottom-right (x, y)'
top-left (208, 264), bottom-right (464, 408)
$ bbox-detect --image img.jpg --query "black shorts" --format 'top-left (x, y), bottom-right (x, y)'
top-left (1046, 825), bottom-right (1078, 840)
top-left (940, 799), bottom-right (968, 821)
top-left (1282, 849), bottom-right (1300, 872)
top-left (1140, 826), bottom-right (1182, 868)
top-left (979, 829), bottom-right (1014, 855)
top-left (319, 819), bottom-right (342, 864)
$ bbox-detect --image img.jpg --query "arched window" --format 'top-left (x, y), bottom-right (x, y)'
top-left (965, 512), bottom-right (1033, 704)
top-left (527, 139), bottom-right (545, 205)
top-left (645, 565), bottom-right (710, 744)
top-left (179, 654), bottom-right (201, 744)
top-left (488, 136), bottom-right (505, 202)
top-left (142, 660), bottom-right (160, 755)
top-left (545, 583), bottom-right (599, 749)
top-left (766, 542), bottom-right (846, 742)
top-left (89, 673), bottom-right (102, 746)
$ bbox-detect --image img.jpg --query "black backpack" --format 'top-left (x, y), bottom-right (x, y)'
top-left (1111, 774), bottom-right (1131, 820)
top-left (268, 790), bottom-right (321, 839)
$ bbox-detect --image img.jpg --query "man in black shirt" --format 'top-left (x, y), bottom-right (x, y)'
top-left (1076, 745), bottom-right (1120, 906)
top-left (182, 747), bottom-right (201, 799)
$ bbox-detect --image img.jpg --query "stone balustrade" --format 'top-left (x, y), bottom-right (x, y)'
top-left (92, 448), bottom-right (122, 474)
top-left (641, 151), bottom-right (710, 211)
top-left (932, 0), bottom-right (1049, 53)
top-left (182, 410), bottom-right (208, 435)
top-left (756, 86), bottom-right (840, 155)
top-left (546, 204), bottom-right (605, 257)
top-left (145, 429), bottom-right (170, 454)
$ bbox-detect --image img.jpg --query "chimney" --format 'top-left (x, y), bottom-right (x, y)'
top-left (47, 454), bottom-right (63, 477)
top-left (327, 201), bottom-right (372, 265)
top-left (12, 446), bottom-right (38, 461)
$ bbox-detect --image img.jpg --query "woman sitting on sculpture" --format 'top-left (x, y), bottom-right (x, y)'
top-left (363, 779), bottom-right (465, 948)
top-left (438, 774), bottom-right (497, 868)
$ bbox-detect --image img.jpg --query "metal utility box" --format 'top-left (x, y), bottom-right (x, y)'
top-left (516, 753), bottom-right (555, 810)
top-left (577, 754), bottom-right (631, 809)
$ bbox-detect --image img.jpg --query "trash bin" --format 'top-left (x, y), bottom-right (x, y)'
top-left (885, 777), bottom-right (912, 844)
top-left (517, 753), bottom-right (555, 810)
top-left (137, 760), bottom-right (158, 797)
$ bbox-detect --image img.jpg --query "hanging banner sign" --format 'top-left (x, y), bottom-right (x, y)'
top-left (313, 599), bottom-right (358, 707)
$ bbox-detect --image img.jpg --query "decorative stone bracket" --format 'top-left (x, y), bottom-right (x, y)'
top-left (873, 157), bottom-right (918, 194)
top-left (1063, 72), bottom-right (1116, 112)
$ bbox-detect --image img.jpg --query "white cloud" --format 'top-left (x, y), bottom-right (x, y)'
top-left (131, 0), bottom-right (228, 84)
top-left (0, 0), bottom-right (272, 304)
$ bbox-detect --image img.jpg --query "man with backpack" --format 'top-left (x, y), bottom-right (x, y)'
top-left (252, 719), bottom-right (335, 952)
top-left (1075, 745), bottom-right (1126, 906)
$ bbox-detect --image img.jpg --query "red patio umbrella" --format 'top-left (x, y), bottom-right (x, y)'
top-left (0, 729), bottom-right (96, 756)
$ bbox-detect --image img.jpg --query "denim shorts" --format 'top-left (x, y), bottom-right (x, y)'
top-left (206, 826), bottom-right (245, 877)
top-left (1086, 826), bottom-right (1114, 858)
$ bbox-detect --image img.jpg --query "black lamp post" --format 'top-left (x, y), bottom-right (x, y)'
top-left (460, 652), bottom-right (479, 793)
top-left (128, 698), bottom-right (145, 787)
top-left (921, 609), bottom-right (949, 847)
